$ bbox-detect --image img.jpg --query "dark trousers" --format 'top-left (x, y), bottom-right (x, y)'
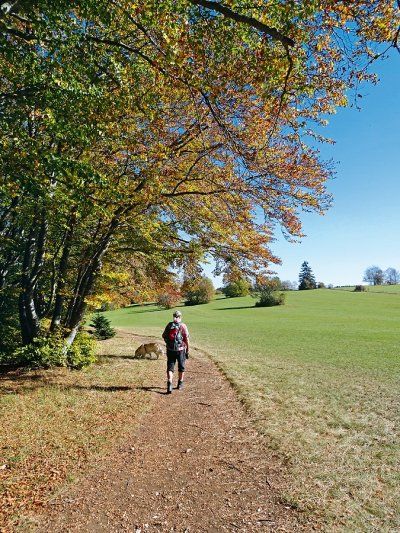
top-left (166, 349), bottom-right (187, 372)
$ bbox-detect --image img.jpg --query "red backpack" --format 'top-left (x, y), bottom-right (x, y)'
top-left (166, 322), bottom-right (184, 351)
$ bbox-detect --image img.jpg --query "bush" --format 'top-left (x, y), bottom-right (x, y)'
top-left (354, 285), bottom-right (367, 292)
top-left (89, 313), bottom-right (116, 340)
top-left (252, 278), bottom-right (286, 307)
top-left (67, 332), bottom-right (97, 369)
top-left (184, 277), bottom-right (215, 305)
top-left (255, 290), bottom-right (286, 307)
top-left (11, 335), bottom-right (66, 369)
top-left (223, 279), bottom-right (250, 298)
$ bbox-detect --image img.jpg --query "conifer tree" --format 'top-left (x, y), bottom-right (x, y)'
top-left (298, 261), bottom-right (317, 290)
top-left (89, 313), bottom-right (116, 340)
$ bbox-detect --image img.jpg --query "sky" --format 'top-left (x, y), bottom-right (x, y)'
top-left (205, 50), bottom-right (400, 288)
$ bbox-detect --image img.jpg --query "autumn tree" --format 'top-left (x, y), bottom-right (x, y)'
top-left (183, 277), bottom-right (215, 306)
top-left (252, 276), bottom-right (285, 307)
top-left (1, 1), bottom-right (399, 363)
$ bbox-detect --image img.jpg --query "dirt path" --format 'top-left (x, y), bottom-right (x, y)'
top-left (36, 336), bottom-right (304, 532)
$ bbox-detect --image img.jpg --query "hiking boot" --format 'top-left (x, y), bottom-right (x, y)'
top-left (177, 380), bottom-right (184, 390)
top-left (167, 381), bottom-right (173, 394)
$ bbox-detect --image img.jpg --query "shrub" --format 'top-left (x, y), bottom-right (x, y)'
top-left (67, 332), bottom-right (97, 369)
top-left (255, 290), bottom-right (286, 307)
top-left (317, 282), bottom-right (326, 289)
top-left (252, 278), bottom-right (286, 307)
top-left (184, 277), bottom-right (215, 305)
top-left (223, 279), bottom-right (250, 298)
top-left (11, 335), bottom-right (66, 369)
top-left (89, 313), bottom-right (116, 340)
top-left (354, 285), bottom-right (367, 292)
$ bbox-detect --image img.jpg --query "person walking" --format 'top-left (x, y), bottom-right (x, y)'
top-left (162, 310), bottom-right (190, 394)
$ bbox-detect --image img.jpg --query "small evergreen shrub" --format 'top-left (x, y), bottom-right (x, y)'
top-left (89, 313), bottom-right (116, 340)
top-left (67, 332), bottom-right (97, 369)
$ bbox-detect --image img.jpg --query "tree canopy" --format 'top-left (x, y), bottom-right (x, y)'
top-left (1, 1), bottom-right (398, 355)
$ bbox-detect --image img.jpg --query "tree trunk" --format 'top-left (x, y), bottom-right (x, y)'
top-left (64, 212), bottom-right (122, 340)
top-left (18, 211), bottom-right (47, 344)
top-left (50, 214), bottom-right (76, 331)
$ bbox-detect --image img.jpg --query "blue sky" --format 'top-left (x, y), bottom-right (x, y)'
top-left (205, 51), bottom-right (400, 288)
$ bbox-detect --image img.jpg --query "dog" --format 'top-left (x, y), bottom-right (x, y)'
top-left (134, 342), bottom-right (163, 360)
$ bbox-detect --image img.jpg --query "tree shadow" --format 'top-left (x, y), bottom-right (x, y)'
top-left (99, 354), bottom-right (160, 361)
top-left (124, 303), bottom-right (186, 314)
top-left (214, 305), bottom-right (256, 310)
top-left (0, 370), bottom-right (168, 395)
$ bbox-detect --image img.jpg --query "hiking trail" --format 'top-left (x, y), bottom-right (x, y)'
top-left (36, 333), bottom-right (305, 532)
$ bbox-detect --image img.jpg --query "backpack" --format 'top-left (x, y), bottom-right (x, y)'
top-left (165, 322), bottom-right (184, 351)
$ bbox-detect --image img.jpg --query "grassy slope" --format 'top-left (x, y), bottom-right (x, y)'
top-left (104, 290), bottom-right (400, 531)
top-left (335, 284), bottom-right (400, 293)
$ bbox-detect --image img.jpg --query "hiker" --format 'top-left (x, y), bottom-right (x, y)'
top-left (162, 310), bottom-right (190, 394)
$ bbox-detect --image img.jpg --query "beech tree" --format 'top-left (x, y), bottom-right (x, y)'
top-left (0, 1), bottom-right (399, 356)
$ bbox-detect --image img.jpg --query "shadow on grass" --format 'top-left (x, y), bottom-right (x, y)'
top-left (0, 373), bottom-right (168, 395)
top-left (123, 302), bottom-right (186, 314)
top-left (99, 354), bottom-right (160, 361)
top-left (215, 305), bottom-right (256, 310)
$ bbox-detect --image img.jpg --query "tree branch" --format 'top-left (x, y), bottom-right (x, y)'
top-left (189, 0), bottom-right (294, 47)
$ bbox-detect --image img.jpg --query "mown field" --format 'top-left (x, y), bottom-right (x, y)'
top-left (104, 289), bottom-right (400, 531)
top-left (335, 284), bottom-right (400, 294)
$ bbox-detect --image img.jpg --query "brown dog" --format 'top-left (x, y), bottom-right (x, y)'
top-left (134, 342), bottom-right (163, 360)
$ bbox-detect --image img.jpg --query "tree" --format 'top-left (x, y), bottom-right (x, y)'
top-left (298, 261), bottom-right (317, 290)
top-left (384, 267), bottom-right (400, 285)
top-left (252, 277), bottom-right (285, 307)
top-left (281, 280), bottom-right (297, 291)
top-left (222, 265), bottom-right (250, 297)
top-left (183, 277), bottom-right (215, 305)
top-left (156, 284), bottom-right (182, 309)
top-left (89, 313), bottom-right (116, 340)
top-left (1, 1), bottom-right (398, 363)
top-left (223, 279), bottom-right (250, 298)
top-left (363, 266), bottom-right (384, 285)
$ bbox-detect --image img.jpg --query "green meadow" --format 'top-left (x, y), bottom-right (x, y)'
top-left (103, 289), bottom-right (400, 530)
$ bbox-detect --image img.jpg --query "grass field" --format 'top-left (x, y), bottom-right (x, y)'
top-left (335, 284), bottom-right (400, 294)
top-left (103, 289), bottom-right (400, 531)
